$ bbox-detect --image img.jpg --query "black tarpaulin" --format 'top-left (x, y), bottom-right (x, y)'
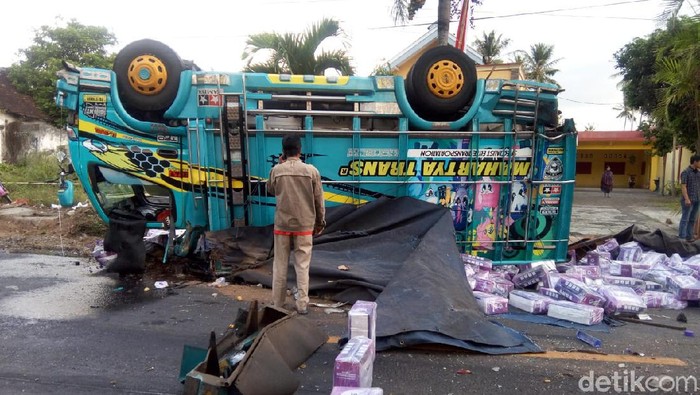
top-left (227, 197), bottom-right (540, 354)
top-left (614, 225), bottom-right (700, 258)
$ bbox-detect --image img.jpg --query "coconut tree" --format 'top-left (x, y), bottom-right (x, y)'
top-left (241, 18), bottom-right (354, 75)
top-left (614, 103), bottom-right (638, 130)
top-left (392, 0), bottom-right (482, 46)
top-left (473, 30), bottom-right (510, 64)
top-left (516, 43), bottom-right (561, 85)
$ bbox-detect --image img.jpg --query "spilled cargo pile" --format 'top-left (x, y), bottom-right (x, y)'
top-left (463, 238), bottom-right (700, 325)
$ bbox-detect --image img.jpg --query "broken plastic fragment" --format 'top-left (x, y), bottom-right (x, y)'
top-left (154, 281), bottom-right (168, 289)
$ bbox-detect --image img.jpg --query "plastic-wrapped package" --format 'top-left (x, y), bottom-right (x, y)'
top-left (473, 276), bottom-right (514, 298)
top-left (643, 291), bottom-right (688, 309)
top-left (547, 300), bottom-right (605, 325)
top-left (461, 254), bottom-right (493, 272)
top-left (597, 285), bottom-right (646, 314)
top-left (596, 238), bottom-right (620, 259)
top-left (512, 265), bottom-right (549, 288)
top-left (664, 253), bottom-right (684, 268)
top-left (492, 265), bottom-right (520, 281)
top-left (640, 251), bottom-right (667, 267)
top-left (348, 301), bottom-right (377, 343)
top-left (464, 264), bottom-right (477, 279)
top-left (555, 277), bottom-right (607, 307)
top-left (608, 260), bottom-right (651, 279)
top-left (539, 287), bottom-right (565, 300)
top-left (333, 336), bottom-right (375, 388)
top-left (602, 275), bottom-right (646, 295)
top-left (509, 290), bottom-right (551, 314)
top-left (472, 291), bottom-right (509, 315)
top-left (645, 281), bottom-right (664, 291)
top-left (331, 388), bottom-right (384, 395)
top-left (617, 241), bottom-right (643, 262)
top-left (569, 265), bottom-right (602, 279)
top-left (666, 275), bottom-right (700, 301)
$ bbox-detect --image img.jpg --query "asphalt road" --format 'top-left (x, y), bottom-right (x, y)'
top-left (1, 188), bottom-right (699, 394)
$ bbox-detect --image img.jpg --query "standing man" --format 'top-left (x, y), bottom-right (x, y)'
top-left (679, 154), bottom-right (700, 242)
top-left (267, 135), bottom-right (325, 314)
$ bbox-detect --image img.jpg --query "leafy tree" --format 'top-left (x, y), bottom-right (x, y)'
top-left (7, 20), bottom-right (116, 126)
top-left (584, 123), bottom-right (596, 131)
top-left (473, 30), bottom-right (510, 64)
top-left (371, 62), bottom-right (394, 76)
top-left (615, 16), bottom-right (700, 153)
top-left (516, 43), bottom-right (561, 84)
top-left (242, 18), bottom-right (353, 76)
top-left (392, 0), bottom-right (483, 46)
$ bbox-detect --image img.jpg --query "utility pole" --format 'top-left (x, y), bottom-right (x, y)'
top-left (670, 134), bottom-right (677, 197)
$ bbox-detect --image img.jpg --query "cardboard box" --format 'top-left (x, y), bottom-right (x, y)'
top-left (333, 336), bottom-right (375, 388)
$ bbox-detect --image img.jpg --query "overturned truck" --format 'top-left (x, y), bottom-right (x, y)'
top-left (55, 39), bottom-right (576, 266)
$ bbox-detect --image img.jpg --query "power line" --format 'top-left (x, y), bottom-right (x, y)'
top-left (560, 97), bottom-right (621, 106)
top-left (370, 0), bottom-right (655, 30)
top-left (473, 0), bottom-right (653, 21)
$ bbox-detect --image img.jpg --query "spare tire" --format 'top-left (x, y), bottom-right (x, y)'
top-left (113, 39), bottom-right (184, 113)
top-left (406, 45), bottom-right (477, 120)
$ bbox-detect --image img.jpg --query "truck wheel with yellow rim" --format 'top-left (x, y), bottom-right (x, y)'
top-left (405, 45), bottom-right (477, 121)
top-left (113, 39), bottom-right (184, 115)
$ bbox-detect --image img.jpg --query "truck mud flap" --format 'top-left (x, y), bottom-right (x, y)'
top-left (183, 302), bottom-right (328, 395)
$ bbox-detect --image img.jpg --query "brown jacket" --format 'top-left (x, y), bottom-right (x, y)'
top-left (267, 157), bottom-right (325, 233)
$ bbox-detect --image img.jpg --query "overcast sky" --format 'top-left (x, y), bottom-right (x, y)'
top-left (1, 0), bottom-right (693, 130)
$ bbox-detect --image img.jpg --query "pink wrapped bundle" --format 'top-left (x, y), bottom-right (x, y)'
top-left (645, 281), bottom-right (664, 291)
top-left (585, 250), bottom-right (604, 266)
top-left (666, 275), bottom-right (700, 301)
top-left (609, 261), bottom-right (651, 278)
top-left (512, 265), bottom-right (549, 288)
top-left (464, 264), bottom-right (477, 279)
top-left (597, 238), bottom-right (620, 259)
top-left (472, 291), bottom-right (509, 315)
top-left (461, 254), bottom-right (493, 272)
top-left (539, 287), bottom-right (565, 300)
top-left (509, 290), bottom-right (551, 314)
top-left (569, 265), bottom-right (602, 279)
top-left (473, 276), bottom-right (514, 298)
top-left (555, 278), bottom-right (607, 307)
top-left (333, 336), bottom-right (375, 388)
top-left (602, 275), bottom-right (646, 295)
top-left (617, 242), bottom-right (643, 262)
top-left (492, 265), bottom-right (520, 281)
top-left (640, 251), bottom-right (667, 266)
top-left (643, 291), bottom-right (688, 309)
top-left (597, 285), bottom-right (646, 314)
top-left (547, 300), bottom-right (605, 325)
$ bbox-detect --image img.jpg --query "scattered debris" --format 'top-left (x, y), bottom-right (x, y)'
top-left (456, 369), bottom-right (471, 375)
top-left (337, 265), bottom-right (350, 271)
top-left (576, 330), bottom-right (602, 348)
top-left (492, 367), bottom-right (500, 372)
top-left (544, 379), bottom-right (551, 383)
top-left (144, 287), bottom-right (150, 292)
top-left (208, 277), bottom-right (229, 288)
top-left (310, 301), bottom-right (347, 308)
top-left (684, 329), bottom-right (694, 337)
top-left (637, 313), bottom-right (652, 321)
top-left (624, 348), bottom-right (645, 357)
top-left (154, 281), bottom-right (169, 289)
top-left (676, 312), bottom-right (688, 323)
top-left (324, 308), bottom-right (346, 314)
top-left (113, 287), bottom-right (124, 292)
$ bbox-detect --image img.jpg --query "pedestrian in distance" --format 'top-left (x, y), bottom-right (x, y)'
top-left (600, 166), bottom-right (614, 197)
top-left (679, 154), bottom-right (700, 242)
top-left (267, 134), bottom-right (326, 315)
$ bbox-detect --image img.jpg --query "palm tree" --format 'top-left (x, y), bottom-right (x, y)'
top-left (392, 1), bottom-right (481, 46)
top-left (473, 30), bottom-right (510, 64)
top-left (584, 123), bottom-right (596, 131)
top-left (516, 43), bottom-right (561, 84)
top-left (614, 103), bottom-right (638, 130)
top-left (241, 18), bottom-right (354, 75)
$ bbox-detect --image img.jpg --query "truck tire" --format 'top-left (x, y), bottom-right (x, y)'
top-left (113, 39), bottom-right (184, 113)
top-left (406, 45), bottom-right (477, 120)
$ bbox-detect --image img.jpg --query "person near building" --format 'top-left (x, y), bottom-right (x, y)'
top-left (267, 134), bottom-right (326, 314)
top-left (600, 166), bottom-right (614, 197)
top-left (679, 154), bottom-right (700, 242)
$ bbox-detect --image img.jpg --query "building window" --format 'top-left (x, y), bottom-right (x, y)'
top-left (576, 162), bottom-right (592, 174)
top-left (604, 162), bottom-right (626, 175)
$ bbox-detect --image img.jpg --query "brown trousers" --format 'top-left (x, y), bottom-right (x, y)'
top-left (272, 233), bottom-right (313, 311)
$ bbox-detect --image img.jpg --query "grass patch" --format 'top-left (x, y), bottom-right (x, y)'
top-left (0, 152), bottom-right (88, 206)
